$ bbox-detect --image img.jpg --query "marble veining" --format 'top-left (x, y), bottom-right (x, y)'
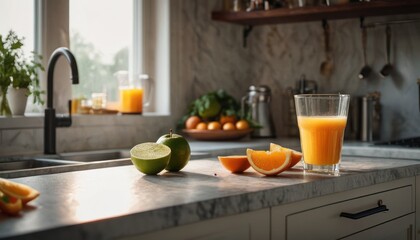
top-left (1, 156), bottom-right (420, 239)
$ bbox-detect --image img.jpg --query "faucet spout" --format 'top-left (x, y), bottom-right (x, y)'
top-left (44, 47), bottom-right (79, 154)
top-left (47, 48), bottom-right (79, 109)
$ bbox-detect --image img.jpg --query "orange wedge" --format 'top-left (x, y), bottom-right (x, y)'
top-left (0, 191), bottom-right (22, 215)
top-left (246, 148), bottom-right (291, 176)
top-left (0, 178), bottom-right (40, 205)
top-left (218, 155), bottom-right (251, 173)
top-left (270, 143), bottom-right (302, 169)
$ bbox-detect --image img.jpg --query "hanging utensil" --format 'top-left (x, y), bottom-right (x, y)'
top-left (418, 78), bottom-right (420, 112)
top-left (358, 26), bottom-right (372, 80)
top-left (380, 25), bottom-right (393, 77)
top-left (320, 20), bottom-right (334, 78)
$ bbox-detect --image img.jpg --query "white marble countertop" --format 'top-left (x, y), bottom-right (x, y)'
top-left (1, 154), bottom-right (420, 240)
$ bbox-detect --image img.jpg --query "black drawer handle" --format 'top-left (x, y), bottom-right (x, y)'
top-left (340, 200), bottom-right (389, 220)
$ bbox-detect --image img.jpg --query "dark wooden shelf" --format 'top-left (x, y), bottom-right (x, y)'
top-left (211, 0), bottom-right (420, 26)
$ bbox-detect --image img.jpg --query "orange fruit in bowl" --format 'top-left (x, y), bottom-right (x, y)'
top-left (196, 122), bottom-right (208, 130)
top-left (236, 120), bottom-right (250, 130)
top-left (246, 148), bottom-right (291, 176)
top-left (220, 115), bottom-right (237, 125)
top-left (222, 122), bottom-right (236, 131)
top-left (207, 121), bottom-right (222, 130)
top-left (185, 116), bottom-right (201, 130)
top-left (269, 143), bottom-right (302, 169)
top-left (218, 155), bottom-right (251, 173)
top-left (0, 178), bottom-right (40, 205)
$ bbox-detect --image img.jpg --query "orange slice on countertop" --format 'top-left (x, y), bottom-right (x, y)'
top-left (0, 191), bottom-right (22, 215)
top-left (218, 155), bottom-right (251, 173)
top-left (269, 143), bottom-right (302, 169)
top-left (246, 148), bottom-right (291, 176)
top-left (0, 178), bottom-right (40, 205)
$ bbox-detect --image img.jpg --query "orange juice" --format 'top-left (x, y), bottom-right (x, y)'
top-left (119, 88), bottom-right (143, 113)
top-left (297, 116), bottom-right (347, 165)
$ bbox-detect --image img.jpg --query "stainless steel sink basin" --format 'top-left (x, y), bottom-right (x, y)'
top-left (0, 158), bottom-right (76, 172)
top-left (57, 149), bottom-right (211, 162)
top-left (0, 149), bottom-right (212, 178)
top-left (0, 154), bottom-right (129, 178)
top-left (58, 150), bottom-right (130, 162)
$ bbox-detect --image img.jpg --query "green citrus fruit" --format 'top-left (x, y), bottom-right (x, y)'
top-left (156, 131), bottom-right (191, 172)
top-left (130, 142), bottom-right (171, 175)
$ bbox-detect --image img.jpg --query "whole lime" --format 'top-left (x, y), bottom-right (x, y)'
top-left (130, 142), bottom-right (171, 175)
top-left (156, 131), bottom-right (191, 172)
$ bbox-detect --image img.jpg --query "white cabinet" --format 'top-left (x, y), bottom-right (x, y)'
top-left (271, 177), bottom-right (415, 240)
top-left (121, 208), bottom-right (270, 240)
top-left (121, 177), bottom-right (417, 240)
top-left (416, 176), bottom-right (420, 239)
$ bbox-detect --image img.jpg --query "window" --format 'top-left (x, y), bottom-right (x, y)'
top-left (0, 0), bottom-right (36, 58)
top-left (0, 0), bottom-right (170, 116)
top-left (0, 0), bottom-right (42, 113)
top-left (69, 0), bottom-right (132, 106)
top-left (69, 0), bottom-right (170, 114)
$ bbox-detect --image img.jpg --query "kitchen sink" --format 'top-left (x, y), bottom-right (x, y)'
top-left (57, 149), bottom-right (211, 162)
top-left (0, 158), bottom-right (76, 172)
top-left (0, 150), bottom-right (132, 178)
top-left (0, 158), bottom-right (83, 178)
top-left (0, 149), bottom-right (212, 178)
top-left (58, 149), bottom-right (130, 162)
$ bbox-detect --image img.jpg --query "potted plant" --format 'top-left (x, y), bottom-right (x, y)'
top-left (0, 30), bottom-right (44, 116)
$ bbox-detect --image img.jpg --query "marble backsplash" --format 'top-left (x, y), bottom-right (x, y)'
top-left (1, 0), bottom-right (419, 156)
top-left (246, 14), bottom-right (420, 140)
top-left (183, 0), bottom-right (420, 140)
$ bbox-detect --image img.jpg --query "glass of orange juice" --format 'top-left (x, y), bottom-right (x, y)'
top-left (294, 94), bottom-right (350, 175)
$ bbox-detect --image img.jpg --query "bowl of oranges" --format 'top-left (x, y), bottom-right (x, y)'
top-left (182, 115), bottom-right (252, 141)
top-left (181, 89), bottom-right (254, 140)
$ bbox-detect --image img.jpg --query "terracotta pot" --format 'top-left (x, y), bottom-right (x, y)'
top-left (7, 87), bottom-right (29, 116)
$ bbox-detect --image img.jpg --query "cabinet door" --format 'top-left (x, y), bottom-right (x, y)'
top-left (122, 208), bottom-right (270, 240)
top-left (272, 177), bottom-right (415, 240)
top-left (286, 185), bottom-right (413, 239)
top-left (342, 213), bottom-right (414, 240)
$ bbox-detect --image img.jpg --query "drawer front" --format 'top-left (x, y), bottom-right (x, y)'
top-left (342, 213), bottom-right (414, 240)
top-left (287, 185), bottom-right (413, 240)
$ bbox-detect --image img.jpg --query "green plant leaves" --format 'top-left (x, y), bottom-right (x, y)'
top-left (0, 30), bottom-right (44, 107)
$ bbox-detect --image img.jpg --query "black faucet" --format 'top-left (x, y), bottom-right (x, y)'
top-left (44, 47), bottom-right (79, 154)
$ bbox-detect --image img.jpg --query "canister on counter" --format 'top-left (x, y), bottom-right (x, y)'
top-left (361, 92), bottom-right (381, 142)
top-left (345, 92), bottom-right (381, 142)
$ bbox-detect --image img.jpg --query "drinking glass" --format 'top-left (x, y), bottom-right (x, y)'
top-left (294, 94), bottom-right (350, 175)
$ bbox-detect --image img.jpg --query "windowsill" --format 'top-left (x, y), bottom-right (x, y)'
top-left (0, 112), bottom-right (171, 130)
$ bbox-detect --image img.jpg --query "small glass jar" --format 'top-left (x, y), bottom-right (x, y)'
top-left (91, 93), bottom-right (107, 110)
